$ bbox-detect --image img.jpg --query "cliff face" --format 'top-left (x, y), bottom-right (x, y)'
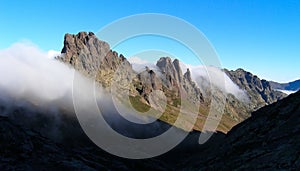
top-left (156, 57), bottom-right (203, 104)
top-left (60, 32), bottom-right (109, 74)
top-left (58, 32), bottom-right (133, 87)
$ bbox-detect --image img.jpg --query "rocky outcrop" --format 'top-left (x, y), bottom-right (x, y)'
top-left (57, 32), bottom-right (133, 87)
top-left (60, 32), bottom-right (109, 75)
top-left (134, 67), bottom-right (163, 103)
top-left (156, 57), bottom-right (181, 90)
top-left (156, 57), bottom-right (203, 104)
top-left (224, 68), bottom-right (286, 110)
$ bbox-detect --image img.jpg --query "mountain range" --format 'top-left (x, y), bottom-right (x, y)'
top-left (0, 31), bottom-right (299, 170)
top-left (270, 79), bottom-right (300, 92)
top-left (57, 32), bottom-right (286, 133)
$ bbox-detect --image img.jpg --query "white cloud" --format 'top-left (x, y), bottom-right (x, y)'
top-left (276, 89), bottom-right (297, 95)
top-left (129, 56), bottom-right (248, 102)
top-left (128, 56), bottom-right (149, 65)
top-left (186, 64), bottom-right (249, 102)
top-left (0, 42), bottom-right (74, 108)
top-left (128, 56), bottom-right (160, 73)
top-left (0, 42), bottom-right (194, 141)
top-left (47, 50), bottom-right (61, 59)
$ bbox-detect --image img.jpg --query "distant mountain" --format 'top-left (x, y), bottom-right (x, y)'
top-left (270, 79), bottom-right (300, 91)
top-left (184, 90), bottom-right (300, 170)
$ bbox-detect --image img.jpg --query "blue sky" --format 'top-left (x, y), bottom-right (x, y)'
top-left (1, 0), bottom-right (299, 82)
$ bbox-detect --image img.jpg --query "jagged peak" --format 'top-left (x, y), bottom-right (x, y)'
top-left (157, 57), bottom-right (172, 64)
top-left (184, 68), bottom-right (192, 82)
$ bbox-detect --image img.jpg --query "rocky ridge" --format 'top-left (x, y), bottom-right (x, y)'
top-left (225, 68), bottom-right (286, 110)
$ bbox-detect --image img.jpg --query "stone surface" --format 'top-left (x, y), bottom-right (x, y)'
top-left (156, 57), bottom-right (203, 104)
top-left (58, 32), bottom-right (134, 88)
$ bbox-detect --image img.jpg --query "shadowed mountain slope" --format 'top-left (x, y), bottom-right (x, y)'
top-left (184, 90), bottom-right (300, 170)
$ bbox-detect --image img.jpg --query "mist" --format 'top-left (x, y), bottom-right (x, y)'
top-left (188, 65), bottom-right (249, 102)
top-left (0, 42), bottom-right (249, 151)
top-left (0, 42), bottom-right (76, 112)
top-left (0, 42), bottom-right (176, 143)
top-left (129, 56), bottom-right (249, 102)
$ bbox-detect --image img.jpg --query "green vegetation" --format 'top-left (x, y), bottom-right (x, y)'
top-left (129, 95), bottom-right (151, 113)
top-left (172, 98), bottom-right (181, 107)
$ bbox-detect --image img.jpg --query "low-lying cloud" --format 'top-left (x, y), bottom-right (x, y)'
top-left (129, 57), bottom-right (249, 102)
top-left (0, 42), bottom-right (74, 109)
top-left (185, 64), bottom-right (249, 102)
